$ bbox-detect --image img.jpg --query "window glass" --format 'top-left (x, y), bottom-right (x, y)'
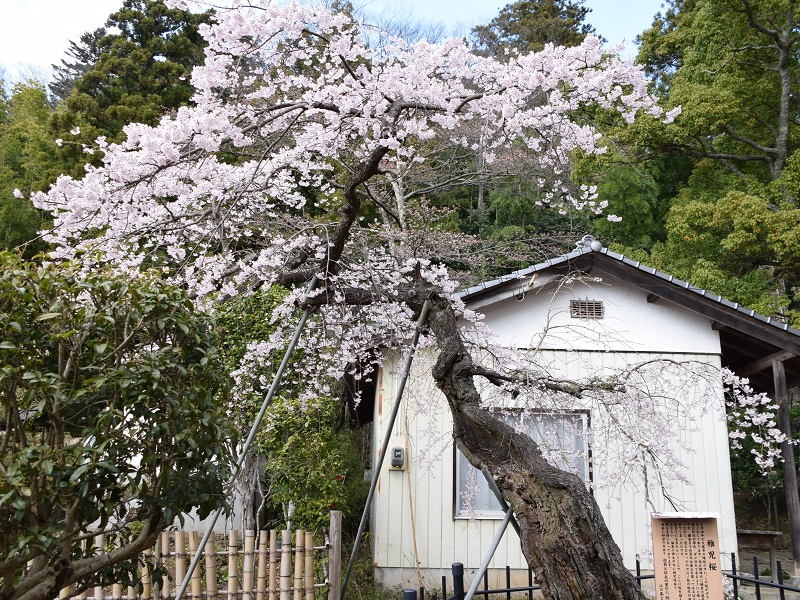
top-left (455, 412), bottom-right (589, 518)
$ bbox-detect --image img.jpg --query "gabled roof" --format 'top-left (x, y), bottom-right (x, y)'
top-left (457, 236), bottom-right (800, 394)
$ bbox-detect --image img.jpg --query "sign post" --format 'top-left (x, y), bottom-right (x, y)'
top-left (652, 513), bottom-right (724, 600)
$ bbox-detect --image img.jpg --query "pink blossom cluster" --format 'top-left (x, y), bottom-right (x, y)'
top-left (39, 1), bottom-right (790, 501)
top-left (34, 0), bottom-right (670, 290)
top-left (723, 368), bottom-right (786, 471)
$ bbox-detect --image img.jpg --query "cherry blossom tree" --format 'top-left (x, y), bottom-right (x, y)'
top-left (31, 2), bottom-right (769, 598)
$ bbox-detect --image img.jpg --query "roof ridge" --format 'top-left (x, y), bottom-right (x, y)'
top-left (455, 238), bottom-right (800, 340)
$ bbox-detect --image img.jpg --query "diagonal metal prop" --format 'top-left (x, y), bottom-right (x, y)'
top-left (174, 276), bottom-right (318, 600)
top-left (461, 467), bottom-right (522, 600)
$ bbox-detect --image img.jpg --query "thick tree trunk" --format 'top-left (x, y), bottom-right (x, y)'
top-left (425, 294), bottom-right (645, 600)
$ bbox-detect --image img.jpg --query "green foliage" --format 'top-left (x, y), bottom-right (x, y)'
top-left (255, 396), bottom-right (367, 532)
top-left (636, 0), bottom-right (798, 185)
top-left (51, 0), bottom-right (211, 177)
top-left (0, 82), bottom-right (60, 255)
top-left (0, 252), bottom-right (234, 598)
top-left (471, 0), bottom-right (599, 56)
top-left (49, 28), bottom-right (106, 102)
top-left (647, 190), bottom-right (800, 324)
top-left (216, 288), bottom-right (368, 532)
top-left (591, 165), bottom-right (663, 249)
top-left (613, 0), bottom-right (800, 322)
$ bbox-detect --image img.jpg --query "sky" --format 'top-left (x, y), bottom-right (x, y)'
top-left (0, 0), bottom-right (663, 83)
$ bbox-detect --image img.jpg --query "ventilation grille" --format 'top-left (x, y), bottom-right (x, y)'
top-left (570, 299), bottom-right (604, 319)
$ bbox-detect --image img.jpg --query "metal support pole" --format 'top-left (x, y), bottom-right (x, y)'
top-left (464, 507), bottom-right (514, 600)
top-left (340, 300), bottom-right (432, 599)
top-left (481, 467), bottom-right (521, 537)
top-left (174, 277), bottom-right (318, 600)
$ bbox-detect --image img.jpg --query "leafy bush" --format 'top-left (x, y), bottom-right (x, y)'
top-left (0, 252), bottom-right (234, 600)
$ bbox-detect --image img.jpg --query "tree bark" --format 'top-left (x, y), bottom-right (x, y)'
top-left (423, 293), bottom-right (645, 600)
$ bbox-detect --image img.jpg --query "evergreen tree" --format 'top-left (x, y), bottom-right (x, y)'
top-left (471, 0), bottom-right (600, 56)
top-left (49, 28), bottom-right (107, 102)
top-left (637, 0), bottom-right (798, 184)
top-left (51, 0), bottom-right (212, 177)
top-left (0, 82), bottom-right (60, 255)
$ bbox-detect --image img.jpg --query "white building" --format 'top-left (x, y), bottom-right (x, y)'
top-left (368, 237), bottom-right (800, 590)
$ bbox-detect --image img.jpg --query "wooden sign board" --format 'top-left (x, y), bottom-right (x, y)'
top-left (652, 513), bottom-right (724, 600)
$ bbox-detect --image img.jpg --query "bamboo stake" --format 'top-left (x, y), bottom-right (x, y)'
top-left (293, 530), bottom-right (304, 600)
top-left (109, 532), bottom-right (122, 599)
top-left (206, 534), bottom-right (219, 600)
top-left (228, 530), bottom-right (239, 600)
top-left (279, 529), bottom-right (291, 600)
top-left (152, 535), bottom-right (161, 600)
top-left (128, 583), bottom-right (136, 600)
top-left (79, 584), bottom-right (89, 599)
top-left (243, 531), bottom-right (256, 600)
top-left (304, 532), bottom-right (314, 600)
top-left (79, 540), bottom-right (89, 600)
top-left (189, 532), bottom-right (202, 600)
top-left (256, 531), bottom-right (269, 600)
top-left (95, 534), bottom-right (106, 600)
top-left (59, 586), bottom-right (70, 599)
top-left (269, 530), bottom-right (278, 600)
top-left (175, 531), bottom-right (187, 598)
top-left (142, 548), bottom-right (152, 600)
top-left (161, 531), bottom-right (171, 599)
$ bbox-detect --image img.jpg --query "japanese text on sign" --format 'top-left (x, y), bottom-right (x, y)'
top-left (652, 513), bottom-right (724, 600)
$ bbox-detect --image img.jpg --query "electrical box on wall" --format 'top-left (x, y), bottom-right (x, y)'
top-left (390, 447), bottom-right (405, 469)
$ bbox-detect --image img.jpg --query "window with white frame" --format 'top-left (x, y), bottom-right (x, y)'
top-left (454, 411), bottom-right (590, 518)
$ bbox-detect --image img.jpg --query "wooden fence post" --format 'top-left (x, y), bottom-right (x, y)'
top-left (152, 535), bottom-right (161, 600)
top-left (175, 531), bottom-right (187, 600)
top-left (95, 534), bottom-right (106, 600)
top-left (279, 529), bottom-right (292, 600)
top-left (205, 534), bottom-right (218, 600)
top-left (228, 530), bottom-right (239, 600)
top-left (244, 530), bottom-right (256, 600)
top-left (257, 531), bottom-right (269, 600)
top-left (142, 547), bottom-right (152, 600)
top-left (304, 531), bottom-right (314, 600)
top-left (161, 531), bottom-right (171, 599)
top-left (269, 530), bottom-right (278, 600)
top-left (328, 511), bottom-right (342, 600)
top-left (293, 530), bottom-right (304, 600)
top-left (189, 532), bottom-right (202, 600)
top-left (79, 540), bottom-right (89, 600)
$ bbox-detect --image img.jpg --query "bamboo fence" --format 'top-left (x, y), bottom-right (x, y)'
top-left (57, 512), bottom-right (343, 600)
